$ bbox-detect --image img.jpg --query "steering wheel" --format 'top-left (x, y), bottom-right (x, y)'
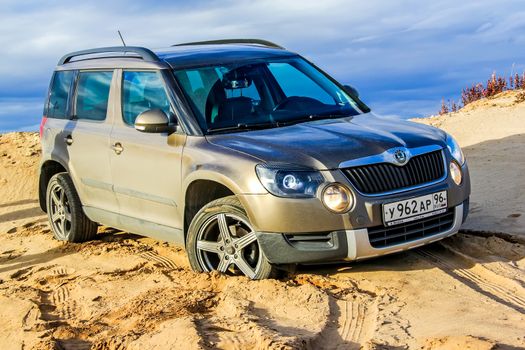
top-left (272, 96), bottom-right (324, 112)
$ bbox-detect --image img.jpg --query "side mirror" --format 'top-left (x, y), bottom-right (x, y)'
top-left (134, 109), bottom-right (171, 133)
top-left (343, 84), bottom-right (359, 98)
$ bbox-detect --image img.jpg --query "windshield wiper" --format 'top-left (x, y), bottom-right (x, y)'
top-left (276, 112), bottom-right (352, 127)
top-left (206, 122), bottom-right (277, 134)
top-left (207, 113), bottom-right (352, 133)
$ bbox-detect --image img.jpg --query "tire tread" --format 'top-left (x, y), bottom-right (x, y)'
top-left (47, 173), bottom-right (98, 242)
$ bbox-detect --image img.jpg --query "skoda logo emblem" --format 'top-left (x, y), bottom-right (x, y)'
top-left (394, 149), bottom-right (408, 165)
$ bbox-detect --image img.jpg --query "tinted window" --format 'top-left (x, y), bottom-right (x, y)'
top-left (214, 68), bottom-right (261, 101)
top-left (75, 71), bottom-right (113, 121)
top-left (268, 63), bottom-right (333, 104)
top-left (173, 58), bottom-right (360, 133)
top-left (122, 71), bottom-right (171, 125)
top-left (48, 71), bottom-right (74, 119)
top-left (174, 68), bottom-right (221, 122)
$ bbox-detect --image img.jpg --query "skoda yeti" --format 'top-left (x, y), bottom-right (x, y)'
top-left (39, 39), bottom-right (470, 279)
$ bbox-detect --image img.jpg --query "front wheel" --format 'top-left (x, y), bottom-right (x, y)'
top-left (187, 196), bottom-right (277, 280)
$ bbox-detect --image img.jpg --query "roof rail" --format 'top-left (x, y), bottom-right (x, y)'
top-left (58, 46), bottom-right (160, 65)
top-left (172, 39), bottom-right (285, 50)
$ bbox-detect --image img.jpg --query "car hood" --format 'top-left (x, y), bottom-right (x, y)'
top-left (206, 113), bottom-right (447, 170)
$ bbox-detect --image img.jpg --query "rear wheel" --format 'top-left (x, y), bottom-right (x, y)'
top-left (46, 173), bottom-right (98, 242)
top-left (187, 196), bottom-right (276, 279)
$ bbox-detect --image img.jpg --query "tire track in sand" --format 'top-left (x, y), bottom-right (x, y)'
top-left (417, 248), bottom-right (525, 314)
top-left (298, 275), bottom-right (380, 349)
top-left (140, 250), bottom-right (177, 269)
top-left (307, 296), bottom-right (378, 349)
top-left (339, 299), bottom-right (368, 344)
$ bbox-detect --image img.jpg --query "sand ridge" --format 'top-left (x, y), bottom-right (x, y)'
top-left (412, 90), bottom-right (525, 236)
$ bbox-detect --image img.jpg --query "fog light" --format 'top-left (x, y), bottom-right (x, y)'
top-left (322, 183), bottom-right (352, 213)
top-left (450, 161), bottom-right (463, 185)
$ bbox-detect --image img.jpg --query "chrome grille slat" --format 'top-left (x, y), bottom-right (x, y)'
top-left (342, 150), bottom-right (445, 195)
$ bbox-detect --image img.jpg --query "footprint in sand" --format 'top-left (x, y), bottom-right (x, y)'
top-left (0, 249), bottom-right (25, 262)
top-left (52, 266), bottom-right (76, 276)
top-left (10, 267), bottom-right (33, 281)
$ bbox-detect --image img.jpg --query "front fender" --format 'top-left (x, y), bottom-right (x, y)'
top-left (182, 168), bottom-right (265, 197)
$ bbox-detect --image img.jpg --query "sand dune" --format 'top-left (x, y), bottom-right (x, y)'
top-left (413, 90), bottom-right (525, 237)
top-left (1, 92), bottom-right (525, 349)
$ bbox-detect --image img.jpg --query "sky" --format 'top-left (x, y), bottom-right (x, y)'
top-left (1, 0), bottom-right (524, 132)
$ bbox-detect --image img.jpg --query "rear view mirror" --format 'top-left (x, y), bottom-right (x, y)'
top-left (343, 84), bottom-right (359, 98)
top-left (134, 109), bottom-right (171, 133)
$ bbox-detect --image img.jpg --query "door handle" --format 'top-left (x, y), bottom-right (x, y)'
top-left (64, 135), bottom-right (73, 146)
top-left (112, 142), bottom-right (124, 155)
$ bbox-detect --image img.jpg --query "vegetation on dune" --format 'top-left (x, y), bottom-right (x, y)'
top-left (438, 71), bottom-right (525, 115)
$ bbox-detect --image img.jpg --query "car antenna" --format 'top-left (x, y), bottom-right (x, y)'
top-left (117, 30), bottom-right (127, 47)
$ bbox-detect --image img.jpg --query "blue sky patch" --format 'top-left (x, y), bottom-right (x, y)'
top-left (0, 0), bottom-right (524, 132)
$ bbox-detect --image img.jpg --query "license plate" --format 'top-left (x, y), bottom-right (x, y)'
top-left (382, 191), bottom-right (448, 226)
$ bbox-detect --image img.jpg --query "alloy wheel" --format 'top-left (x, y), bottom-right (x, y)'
top-left (48, 182), bottom-right (72, 240)
top-left (195, 213), bottom-right (260, 278)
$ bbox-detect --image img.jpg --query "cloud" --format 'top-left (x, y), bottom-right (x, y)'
top-left (0, 0), bottom-right (524, 131)
top-left (0, 98), bottom-right (43, 132)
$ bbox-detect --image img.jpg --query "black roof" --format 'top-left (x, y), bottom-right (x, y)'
top-left (155, 44), bottom-right (297, 69)
top-left (58, 39), bottom-right (297, 68)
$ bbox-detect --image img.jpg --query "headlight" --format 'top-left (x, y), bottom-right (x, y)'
top-left (322, 183), bottom-right (353, 213)
top-left (449, 161), bottom-right (463, 185)
top-left (446, 134), bottom-right (465, 165)
top-left (255, 164), bottom-right (324, 198)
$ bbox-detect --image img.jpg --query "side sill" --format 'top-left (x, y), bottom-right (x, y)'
top-left (83, 206), bottom-right (185, 247)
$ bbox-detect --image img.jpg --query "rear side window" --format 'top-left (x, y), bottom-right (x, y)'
top-left (48, 71), bottom-right (74, 119)
top-left (75, 71), bottom-right (113, 121)
top-left (122, 71), bottom-right (171, 125)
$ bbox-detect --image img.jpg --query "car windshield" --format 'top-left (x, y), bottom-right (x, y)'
top-left (173, 57), bottom-right (363, 133)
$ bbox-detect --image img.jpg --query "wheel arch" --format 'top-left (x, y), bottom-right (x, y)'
top-left (39, 159), bottom-right (68, 212)
top-left (183, 177), bottom-right (237, 244)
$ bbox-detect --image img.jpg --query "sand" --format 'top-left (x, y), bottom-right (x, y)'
top-left (1, 92), bottom-right (525, 349)
top-left (412, 90), bottom-right (525, 236)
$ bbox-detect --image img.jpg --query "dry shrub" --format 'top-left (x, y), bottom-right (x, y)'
top-left (438, 99), bottom-right (449, 115)
top-left (438, 99), bottom-right (459, 115)
top-left (438, 70), bottom-right (525, 115)
top-left (483, 72), bottom-right (507, 97)
top-left (509, 73), bottom-right (525, 89)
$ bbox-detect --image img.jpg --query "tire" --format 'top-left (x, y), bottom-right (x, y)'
top-left (187, 196), bottom-right (277, 280)
top-left (46, 172), bottom-right (98, 242)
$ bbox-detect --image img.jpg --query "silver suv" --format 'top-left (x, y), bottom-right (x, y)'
top-left (39, 39), bottom-right (470, 279)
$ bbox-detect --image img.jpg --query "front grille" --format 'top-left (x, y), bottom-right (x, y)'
top-left (342, 150), bottom-right (445, 195)
top-left (368, 209), bottom-right (455, 248)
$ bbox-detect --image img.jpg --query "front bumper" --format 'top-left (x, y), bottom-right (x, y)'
top-left (257, 201), bottom-right (467, 264)
top-left (239, 158), bottom-right (470, 234)
top-left (240, 151), bottom-right (470, 265)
